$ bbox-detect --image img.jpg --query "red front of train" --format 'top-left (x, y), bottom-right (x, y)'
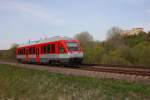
top-left (16, 36), bottom-right (83, 64)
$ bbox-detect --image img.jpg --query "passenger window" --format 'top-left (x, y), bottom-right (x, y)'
top-left (47, 44), bottom-right (50, 53)
top-left (19, 49), bottom-right (21, 55)
top-left (59, 47), bottom-right (65, 53)
top-left (18, 49), bottom-right (20, 55)
top-left (18, 50), bottom-right (20, 55)
top-left (32, 47), bottom-right (35, 54)
top-left (29, 48), bottom-right (31, 54)
top-left (21, 49), bottom-right (23, 55)
top-left (23, 48), bottom-right (25, 54)
top-left (44, 46), bottom-right (47, 53)
top-left (22, 48), bottom-right (24, 54)
top-left (20, 49), bottom-right (21, 55)
top-left (31, 48), bottom-right (32, 54)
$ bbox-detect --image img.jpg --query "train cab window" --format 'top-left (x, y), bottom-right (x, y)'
top-left (59, 47), bottom-right (65, 53)
top-left (67, 42), bottom-right (80, 51)
top-left (47, 44), bottom-right (50, 53)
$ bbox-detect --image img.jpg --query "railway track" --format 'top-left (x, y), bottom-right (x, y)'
top-left (62, 63), bottom-right (149, 77)
top-left (78, 66), bottom-right (150, 77)
top-left (0, 61), bottom-right (150, 82)
top-left (62, 64), bottom-right (150, 78)
top-left (81, 63), bottom-right (150, 69)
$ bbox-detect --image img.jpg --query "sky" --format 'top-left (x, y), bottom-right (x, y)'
top-left (0, 0), bottom-right (150, 49)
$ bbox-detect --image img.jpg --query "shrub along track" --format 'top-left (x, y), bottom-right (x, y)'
top-left (0, 61), bottom-right (150, 83)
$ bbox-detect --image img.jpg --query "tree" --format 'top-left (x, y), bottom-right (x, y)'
top-left (107, 27), bottom-right (123, 40)
top-left (146, 31), bottom-right (150, 42)
top-left (1, 43), bottom-right (18, 59)
top-left (106, 27), bottom-right (126, 49)
top-left (74, 31), bottom-right (93, 48)
top-left (9, 43), bottom-right (19, 59)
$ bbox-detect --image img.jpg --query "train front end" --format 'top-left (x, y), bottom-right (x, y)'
top-left (65, 40), bottom-right (83, 64)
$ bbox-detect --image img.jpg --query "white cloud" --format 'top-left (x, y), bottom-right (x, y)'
top-left (0, 0), bottom-right (65, 25)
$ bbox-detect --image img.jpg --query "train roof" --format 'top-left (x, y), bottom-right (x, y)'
top-left (18, 36), bottom-right (76, 47)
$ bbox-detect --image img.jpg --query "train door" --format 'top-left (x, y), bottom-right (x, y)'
top-left (35, 47), bottom-right (40, 64)
top-left (50, 43), bottom-right (57, 62)
top-left (58, 42), bottom-right (66, 54)
top-left (51, 43), bottom-right (56, 54)
top-left (25, 48), bottom-right (29, 63)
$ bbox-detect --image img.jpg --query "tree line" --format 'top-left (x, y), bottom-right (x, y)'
top-left (74, 27), bottom-right (150, 67)
top-left (0, 27), bottom-right (150, 67)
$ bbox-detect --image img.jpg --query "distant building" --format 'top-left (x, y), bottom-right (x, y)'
top-left (122, 28), bottom-right (144, 36)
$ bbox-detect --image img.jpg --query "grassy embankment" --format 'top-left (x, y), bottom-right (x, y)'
top-left (0, 64), bottom-right (150, 100)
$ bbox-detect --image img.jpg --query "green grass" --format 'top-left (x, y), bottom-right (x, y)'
top-left (0, 64), bottom-right (150, 100)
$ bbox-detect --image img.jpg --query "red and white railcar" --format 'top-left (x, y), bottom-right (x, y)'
top-left (16, 36), bottom-right (83, 64)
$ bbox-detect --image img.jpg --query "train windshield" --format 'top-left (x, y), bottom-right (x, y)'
top-left (66, 42), bottom-right (80, 51)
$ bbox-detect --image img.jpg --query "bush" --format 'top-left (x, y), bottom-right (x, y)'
top-left (0, 44), bottom-right (18, 59)
top-left (131, 41), bottom-right (150, 66)
top-left (100, 49), bottom-right (131, 65)
top-left (83, 46), bottom-right (105, 64)
top-left (124, 32), bottom-right (147, 47)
